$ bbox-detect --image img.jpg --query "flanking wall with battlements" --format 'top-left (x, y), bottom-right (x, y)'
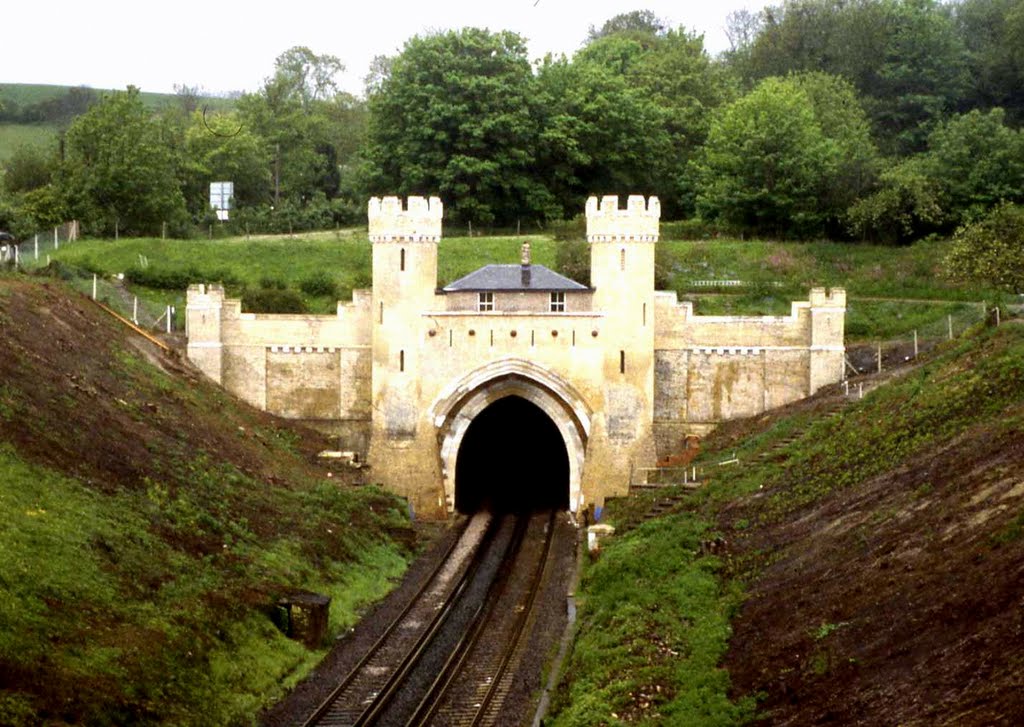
top-left (185, 194), bottom-right (846, 519)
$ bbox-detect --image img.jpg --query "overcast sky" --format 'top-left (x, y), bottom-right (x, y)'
top-left (3, 1), bottom-right (768, 98)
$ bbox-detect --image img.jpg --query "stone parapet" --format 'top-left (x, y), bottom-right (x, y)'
top-left (368, 196), bottom-right (443, 242)
top-left (585, 195), bottom-right (660, 242)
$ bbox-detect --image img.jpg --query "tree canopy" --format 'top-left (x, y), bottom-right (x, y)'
top-left (3, 3), bottom-right (1024, 243)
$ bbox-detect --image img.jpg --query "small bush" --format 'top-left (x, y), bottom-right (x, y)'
top-left (258, 275), bottom-right (287, 290)
top-left (241, 288), bottom-right (307, 314)
top-left (549, 214), bottom-right (586, 242)
top-left (298, 271), bottom-right (338, 298)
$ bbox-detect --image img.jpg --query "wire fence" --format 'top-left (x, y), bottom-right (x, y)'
top-left (845, 302), bottom-right (991, 376)
top-left (4, 221), bottom-right (182, 333)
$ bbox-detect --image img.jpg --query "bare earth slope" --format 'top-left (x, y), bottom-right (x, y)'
top-left (720, 326), bottom-right (1024, 725)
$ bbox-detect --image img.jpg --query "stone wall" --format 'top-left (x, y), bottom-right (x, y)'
top-left (186, 284), bottom-right (373, 442)
top-left (185, 195), bottom-right (846, 519)
top-left (652, 287), bottom-right (846, 455)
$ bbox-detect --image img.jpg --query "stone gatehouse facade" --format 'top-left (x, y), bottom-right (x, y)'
top-left (186, 195), bottom-right (845, 518)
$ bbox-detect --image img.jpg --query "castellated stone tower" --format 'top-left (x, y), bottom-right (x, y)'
top-left (367, 196), bottom-right (445, 516)
top-left (582, 195), bottom-right (661, 499)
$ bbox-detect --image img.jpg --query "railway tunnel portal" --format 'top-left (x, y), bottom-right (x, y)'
top-left (434, 366), bottom-right (590, 515)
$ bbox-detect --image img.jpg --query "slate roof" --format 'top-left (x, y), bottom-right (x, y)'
top-left (442, 264), bottom-right (589, 292)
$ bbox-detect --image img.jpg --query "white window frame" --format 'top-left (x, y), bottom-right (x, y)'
top-left (550, 291), bottom-right (566, 312)
top-left (478, 292), bottom-right (494, 311)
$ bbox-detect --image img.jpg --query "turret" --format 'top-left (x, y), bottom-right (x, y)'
top-left (582, 195), bottom-right (661, 505)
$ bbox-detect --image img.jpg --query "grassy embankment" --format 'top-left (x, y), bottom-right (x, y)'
top-left (549, 322), bottom-right (1024, 725)
top-left (49, 232), bottom-right (1000, 341)
top-left (0, 274), bottom-right (414, 725)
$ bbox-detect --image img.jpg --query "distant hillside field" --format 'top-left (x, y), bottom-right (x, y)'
top-left (0, 123), bottom-right (57, 161)
top-left (0, 83), bottom-right (235, 160)
top-left (0, 82), bottom-right (236, 110)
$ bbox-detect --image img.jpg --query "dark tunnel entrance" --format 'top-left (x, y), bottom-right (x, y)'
top-left (454, 395), bottom-right (570, 513)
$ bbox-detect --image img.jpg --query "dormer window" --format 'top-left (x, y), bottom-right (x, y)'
top-left (549, 291), bottom-right (565, 312)
top-left (478, 292), bottom-right (494, 311)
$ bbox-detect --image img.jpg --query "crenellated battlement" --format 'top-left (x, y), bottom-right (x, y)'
top-left (368, 195), bottom-right (443, 242)
top-left (809, 287), bottom-right (847, 308)
top-left (585, 195), bottom-right (660, 242)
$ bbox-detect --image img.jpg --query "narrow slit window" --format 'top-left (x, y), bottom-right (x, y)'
top-left (620, 350), bottom-right (626, 374)
top-left (549, 291), bottom-right (565, 312)
top-left (478, 292), bottom-right (494, 311)
top-left (399, 349), bottom-right (405, 372)
top-left (400, 248), bottom-right (406, 271)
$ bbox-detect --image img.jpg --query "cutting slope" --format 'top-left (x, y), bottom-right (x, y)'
top-left (0, 274), bottom-right (414, 725)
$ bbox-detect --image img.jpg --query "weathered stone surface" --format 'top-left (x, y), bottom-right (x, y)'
top-left (185, 195), bottom-right (846, 519)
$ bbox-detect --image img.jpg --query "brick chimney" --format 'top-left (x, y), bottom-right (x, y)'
top-left (521, 241), bottom-right (531, 287)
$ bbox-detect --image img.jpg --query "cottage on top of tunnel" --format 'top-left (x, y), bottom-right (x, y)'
top-left (186, 195), bottom-right (846, 519)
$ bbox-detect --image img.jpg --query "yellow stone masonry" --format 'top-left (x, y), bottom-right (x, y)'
top-left (186, 195), bottom-right (846, 519)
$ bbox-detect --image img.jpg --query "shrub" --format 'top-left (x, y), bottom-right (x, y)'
top-left (241, 288), bottom-right (307, 314)
top-left (298, 271), bottom-right (338, 298)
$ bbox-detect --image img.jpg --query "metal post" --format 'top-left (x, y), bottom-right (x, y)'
top-left (166, 306), bottom-right (172, 334)
top-left (14, 245), bottom-right (18, 267)
top-left (948, 315), bottom-right (953, 340)
top-left (54, 227), bottom-right (59, 249)
top-left (995, 307), bottom-right (1000, 326)
top-left (92, 274), bottom-right (97, 300)
top-left (877, 342), bottom-right (882, 374)
top-left (913, 330), bottom-right (918, 358)
top-left (34, 235), bottom-right (38, 260)
top-left (858, 382), bottom-right (863, 399)
top-left (133, 296), bottom-right (138, 324)
top-left (162, 221), bottom-right (166, 240)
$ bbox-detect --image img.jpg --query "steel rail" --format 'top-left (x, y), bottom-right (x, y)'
top-left (352, 514), bottom-right (512, 727)
top-left (409, 510), bottom-right (556, 727)
top-left (301, 515), bottom-right (476, 727)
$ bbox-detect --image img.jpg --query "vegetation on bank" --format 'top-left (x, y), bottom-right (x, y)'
top-left (550, 321), bottom-right (1024, 724)
top-left (0, 276), bottom-right (415, 725)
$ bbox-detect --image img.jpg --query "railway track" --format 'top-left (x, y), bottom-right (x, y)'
top-left (301, 509), bottom-right (559, 727)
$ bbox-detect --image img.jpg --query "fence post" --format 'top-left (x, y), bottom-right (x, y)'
top-left (162, 221), bottom-right (166, 240)
top-left (54, 227), bottom-right (59, 249)
top-left (166, 306), bottom-right (172, 334)
top-left (92, 274), bottom-right (97, 300)
top-left (877, 342), bottom-right (882, 374)
top-left (948, 315), bottom-right (953, 340)
top-left (34, 234), bottom-right (38, 260)
top-left (995, 307), bottom-right (1001, 326)
top-left (859, 382), bottom-right (863, 399)
top-left (913, 330), bottom-right (918, 358)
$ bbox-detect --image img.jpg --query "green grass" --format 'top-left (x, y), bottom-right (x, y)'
top-left (0, 83), bottom-right (235, 111)
top-left (550, 515), bottom-right (754, 726)
top-left (0, 445), bottom-right (410, 725)
top-left (659, 238), bottom-right (1002, 302)
top-left (47, 232), bottom-right (996, 342)
top-left (49, 233), bottom-right (555, 314)
top-left (0, 326), bottom-right (414, 724)
top-left (551, 324), bottom-right (1024, 724)
top-left (0, 123), bottom-right (58, 161)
